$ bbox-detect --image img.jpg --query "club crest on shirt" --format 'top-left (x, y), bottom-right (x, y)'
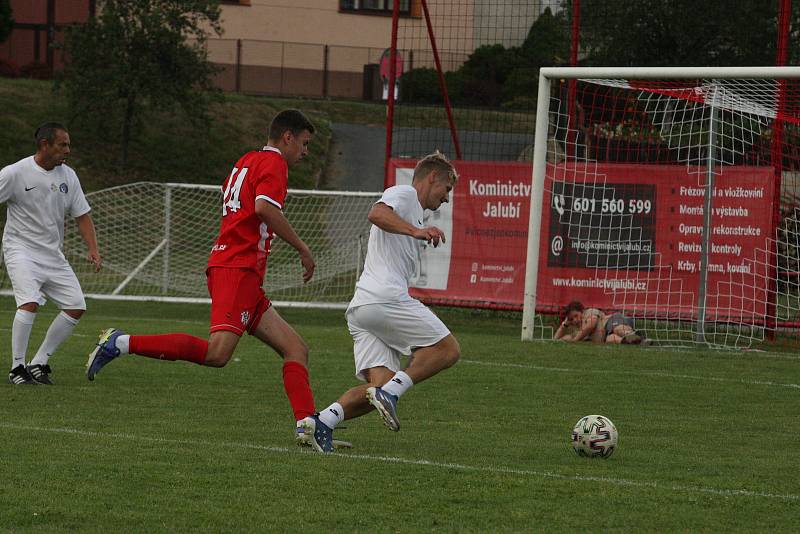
top-left (240, 310), bottom-right (250, 326)
top-left (59, 183), bottom-right (68, 194)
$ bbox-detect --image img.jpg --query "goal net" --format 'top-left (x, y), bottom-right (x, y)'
top-left (0, 183), bottom-right (381, 308)
top-left (523, 67), bottom-right (800, 350)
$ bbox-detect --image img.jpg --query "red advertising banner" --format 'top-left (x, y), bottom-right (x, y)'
top-left (388, 159), bottom-right (532, 309)
top-left (388, 159), bottom-right (775, 316)
top-left (538, 163), bottom-right (775, 317)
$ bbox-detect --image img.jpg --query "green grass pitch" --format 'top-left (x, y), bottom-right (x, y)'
top-left (1, 297), bottom-right (798, 532)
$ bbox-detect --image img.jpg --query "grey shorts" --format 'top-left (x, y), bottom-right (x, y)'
top-left (605, 313), bottom-right (634, 337)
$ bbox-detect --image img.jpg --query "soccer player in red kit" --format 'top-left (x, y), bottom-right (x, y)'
top-left (86, 109), bottom-right (320, 442)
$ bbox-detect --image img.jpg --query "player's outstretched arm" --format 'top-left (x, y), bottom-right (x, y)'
top-left (368, 203), bottom-right (446, 247)
top-left (255, 199), bottom-right (315, 282)
top-left (75, 212), bottom-right (102, 272)
top-left (571, 315), bottom-right (598, 342)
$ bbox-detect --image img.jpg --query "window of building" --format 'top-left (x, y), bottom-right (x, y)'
top-left (340, 0), bottom-right (413, 16)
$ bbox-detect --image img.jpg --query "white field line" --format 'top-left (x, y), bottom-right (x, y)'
top-left (0, 307), bottom-right (799, 361)
top-left (1, 423), bottom-right (797, 503)
top-left (462, 359), bottom-right (800, 390)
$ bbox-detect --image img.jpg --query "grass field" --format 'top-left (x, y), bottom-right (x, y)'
top-left (1, 296), bottom-right (799, 532)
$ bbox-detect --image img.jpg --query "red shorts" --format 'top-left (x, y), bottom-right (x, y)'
top-left (207, 267), bottom-right (270, 336)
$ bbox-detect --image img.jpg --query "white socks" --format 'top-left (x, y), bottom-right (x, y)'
top-left (30, 312), bottom-right (80, 367)
top-left (116, 334), bottom-right (131, 355)
top-left (318, 402), bottom-right (345, 430)
top-left (381, 371), bottom-right (414, 398)
top-left (11, 309), bottom-right (36, 369)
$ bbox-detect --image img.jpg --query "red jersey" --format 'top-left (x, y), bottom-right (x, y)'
top-left (207, 146), bottom-right (288, 279)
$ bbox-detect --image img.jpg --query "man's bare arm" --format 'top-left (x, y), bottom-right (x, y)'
top-left (255, 200), bottom-right (315, 282)
top-left (75, 212), bottom-right (102, 272)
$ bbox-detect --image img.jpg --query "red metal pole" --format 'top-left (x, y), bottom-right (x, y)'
top-left (383, 0), bottom-right (401, 188)
top-left (421, 0), bottom-right (462, 160)
top-left (765, 0), bottom-right (791, 340)
top-left (566, 0), bottom-right (581, 161)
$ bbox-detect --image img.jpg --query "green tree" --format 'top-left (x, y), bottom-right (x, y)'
top-left (577, 0), bottom-right (800, 67)
top-left (0, 0), bottom-right (13, 44)
top-left (61, 0), bottom-right (222, 168)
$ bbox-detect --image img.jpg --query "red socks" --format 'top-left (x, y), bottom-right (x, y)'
top-left (282, 361), bottom-right (315, 420)
top-left (129, 333), bottom-right (208, 365)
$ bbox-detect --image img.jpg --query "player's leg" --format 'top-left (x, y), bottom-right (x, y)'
top-left (86, 328), bottom-right (215, 380)
top-left (85, 267), bottom-right (256, 380)
top-left (336, 366), bottom-right (397, 420)
top-left (5, 252), bottom-right (44, 384)
top-left (401, 335), bottom-right (461, 384)
top-left (249, 306), bottom-right (315, 424)
top-left (359, 301), bottom-right (458, 431)
top-left (28, 264), bottom-right (86, 384)
top-left (300, 317), bottom-right (399, 453)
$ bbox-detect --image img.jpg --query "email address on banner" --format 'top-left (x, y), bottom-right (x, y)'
top-left (571, 240), bottom-right (652, 253)
top-left (551, 276), bottom-right (648, 291)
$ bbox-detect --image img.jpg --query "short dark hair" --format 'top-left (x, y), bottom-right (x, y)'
top-left (35, 122), bottom-right (68, 147)
top-left (564, 300), bottom-right (585, 316)
top-left (268, 109), bottom-right (315, 141)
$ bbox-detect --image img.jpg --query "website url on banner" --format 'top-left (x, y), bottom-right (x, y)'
top-left (551, 276), bottom-right (648, 291)
top-left (465, 227), bottom-right (528, 238)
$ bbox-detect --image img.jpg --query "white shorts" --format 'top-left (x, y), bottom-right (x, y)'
top-left (346, 299), bottom-right (450, 381)
top-left (4, 249), bottom-right (86, 309)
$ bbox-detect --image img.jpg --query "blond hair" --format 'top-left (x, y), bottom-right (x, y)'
top-left (412, 150), bottom-right (458, 184)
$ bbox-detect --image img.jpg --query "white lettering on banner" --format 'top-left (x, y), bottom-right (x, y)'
top-left (679, 186), bottom-right (705, 197)
top-left (678, 242), bottom-right (701, 253)
top-left (711, 243), bottom-right (742, 256)
top-left (678, 260), bottom-right (696, 273)
top-left (713, 225), bottom-right (761, 236)
top-left (679, 204), bottom-right (703, 215)
top-left (715, 206), bottom-right (749, 217)
top-left (724, 187), bottom-right (764, 199)
top-left (482, 201), bottom-right (521, 218)
top-left (468, 179), bottom-right (531, 197)
top-left (550, 276), bottom-right (648, 291)
top-left (727, 263), bottom-right (752, 273)
top-left (679, 224), bottom-right (703, 235)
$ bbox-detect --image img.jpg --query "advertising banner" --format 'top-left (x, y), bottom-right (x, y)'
top-left (388, 159), bottom-right (775, 315)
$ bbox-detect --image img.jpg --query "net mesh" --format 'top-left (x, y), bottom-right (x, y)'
top-left (533, 76), bottom-right (800, 349)
top-left (0, 183), bottom-right (381, 307)
top-left (392, 0), bottom-right (554, 161)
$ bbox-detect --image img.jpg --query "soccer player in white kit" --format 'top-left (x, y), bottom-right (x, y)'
top-left (0, 122), bottom-right (102, 384)
top-left (301, 151), bottom-right (461, 452)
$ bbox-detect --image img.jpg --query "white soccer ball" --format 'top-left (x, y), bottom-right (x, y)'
top-left (572, 414), bottom-right (618, 458)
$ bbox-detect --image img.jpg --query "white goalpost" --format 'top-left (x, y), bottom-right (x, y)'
top-left (0, 183), bottom-right (382, 309)
top-left (522, 66), bottom-right (800, 349)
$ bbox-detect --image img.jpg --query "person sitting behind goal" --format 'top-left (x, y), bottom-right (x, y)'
top-left (553, 300), bottom-right (647, 344)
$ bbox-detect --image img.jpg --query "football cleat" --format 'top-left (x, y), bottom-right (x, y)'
top-left (8, 364), bottom-right (37, 385)
top-left (299, 415), bottom-right (334, 453)
top-left (86, 328), bottom-right (124, 381)
top-left (366, 386), bottom-right (400, 431)
top-left (295, 422), bottom-right (353, 449)
top-left (27, 364), bottom-right (54, 385)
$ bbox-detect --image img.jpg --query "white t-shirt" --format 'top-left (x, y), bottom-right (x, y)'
top-left (349, 184), bottom-right (423, 308)
top-left (0, 156), bottom-right (91, 262)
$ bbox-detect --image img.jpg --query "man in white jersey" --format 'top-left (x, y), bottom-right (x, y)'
top-left (0, 122), bottom-right (102, 384)
top-left (300, 151), bottom-right (460, 453)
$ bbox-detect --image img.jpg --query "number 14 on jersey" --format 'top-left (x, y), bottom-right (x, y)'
top-left (222, 167), bottom-right (248, 216)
